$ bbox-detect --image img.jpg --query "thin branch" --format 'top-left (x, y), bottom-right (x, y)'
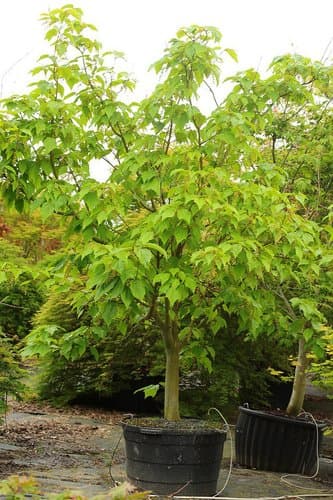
top-left (102, 156), bottom-right (115, 169)
top-left (189, 96), bottom-right (202, 148)
top-left (68, 166), bottom-right (82, 191)
top-left (275, 287), bottom-right (297, 320)
top-left (163, 297), bottom-right (174, 348)
top-left (0, 301), bottom-right (24, 310)
top-left (49, 151), bottom-right (59, 179)
top-left (0, 52), bottom-right (31, 98)
top-left (164, 121), bottom-right (173, 154)
top-left (320, 37), bottom-right (333, 62)
top-left (203, 80), bottom-right (219, 107)
top-left (79, 50), bottom-right (130, 153)
top-left (272, 133), bottom-right (277, 163)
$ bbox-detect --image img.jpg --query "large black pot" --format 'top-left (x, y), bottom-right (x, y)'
top-left (122, 419), bottom-right (226, 496)
top-left (235, 405), bottom-right (325, 474)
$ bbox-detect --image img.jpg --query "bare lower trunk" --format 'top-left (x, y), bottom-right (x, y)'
top-left (286, 338), bottom-right (309, 416)
top-left (164, 343), bottom-right (180, 420)
top-left (161, 298), bottom-right (180, 421)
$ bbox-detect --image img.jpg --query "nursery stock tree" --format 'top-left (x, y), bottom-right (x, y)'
top-left (221, 55), bottom-right (333, 415)
top-left (1, 5), bottom-right (332, 419)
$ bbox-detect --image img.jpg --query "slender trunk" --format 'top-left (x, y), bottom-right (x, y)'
top-left (164, 342), bottom-right (180, 420)
top-left (286, 338), bottom-right (309, 416)
top-left (161, 298), bottom-right (180, 421)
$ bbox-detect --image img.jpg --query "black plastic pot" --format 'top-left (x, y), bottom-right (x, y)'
top-left (235, 405), bottom-right (325, 474)
top-left (122, 419), bottom-right (226, 496)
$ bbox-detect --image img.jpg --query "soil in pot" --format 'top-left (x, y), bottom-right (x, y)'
top-left (235, 405), bottom-right (326, 474)
top-left (122, 417), bottom-right (226, 496)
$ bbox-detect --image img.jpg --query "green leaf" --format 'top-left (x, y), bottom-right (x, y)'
top-left (160, 205), bottom-right (176, 220)
top-left (184, 275), bottom-right (196, 292)
top-left (108, 279), bottom-right (124, 300)
top-left (303, 328), bottom-right (313, 342)
top-left (89, 346), bottom-right (99, 361)
top-left (177, 208), bottom-right (192, 225)
top-left (153, 272), bottom-right (170, 285)
top-left (45, 28), bottom-right (58, 41)
top-left (130, 280), bottom-right (146, 301)
top-left (135, 248), bottom-right (152, 267)
top-left (143, 243), bottom-right (168, 258)
top-left (225, 48), bottom-right (238, 62)
top-left (101, 302), bottom-right (117, 326)
top-left (290, 298), bottom-right (322, 321)
top-left (43, 137), bottom-right (57, 154)
top-left (166, 285), bottom-right (182, 306)
top-left (83, 191), bottom-right (99, 210)
top-left (121, 287), bottom-right (132, 308)
top-left (134, 384), bottom-right (161, 399)
top-left (174, 225), bottom-right (188, 244)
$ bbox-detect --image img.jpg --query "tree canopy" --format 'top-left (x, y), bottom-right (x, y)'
top-left (1, 5), bottom-right (332, 419)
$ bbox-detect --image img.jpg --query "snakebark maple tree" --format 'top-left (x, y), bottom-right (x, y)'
top-left (1, 5), bottom-right (332, 419)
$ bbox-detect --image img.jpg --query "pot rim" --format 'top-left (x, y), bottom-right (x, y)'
top-left (238, 405), bottom-right (328, 429)
top-left (121, 417), bottom-right (227, 435)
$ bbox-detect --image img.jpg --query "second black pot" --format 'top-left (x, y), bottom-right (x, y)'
top-left (235, 405), bottom-right (325, 474)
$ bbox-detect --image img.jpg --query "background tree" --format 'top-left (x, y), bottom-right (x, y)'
top-left (1, 5), bottom-right (332, 420)
top-left (0, 202), bottom-right (63, 340)
top-left (218, 54), bottom-right (333, 415)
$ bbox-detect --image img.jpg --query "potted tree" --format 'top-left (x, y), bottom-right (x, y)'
top-left (1, 4), bottom-right (332, 492)
top-left (1, 8), bottom-right (230, 495)
top-left (224, 54), bottom-right (333, 474)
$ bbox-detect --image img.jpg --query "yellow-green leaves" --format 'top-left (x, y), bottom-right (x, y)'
top-left (43, 137), bottom-right (58, 154)
top-left (1, 5), bottom-right (333, 419)
top-left (151, 25), bottom-right (224, 100)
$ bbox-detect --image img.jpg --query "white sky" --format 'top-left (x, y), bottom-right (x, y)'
top-left (0, 0), bottom-right (332, 99)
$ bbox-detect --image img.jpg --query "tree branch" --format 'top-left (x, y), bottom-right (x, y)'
top-left (204, 80), bottom-right (219, 107)
top-left (0, 300), bottom-right (24, 309)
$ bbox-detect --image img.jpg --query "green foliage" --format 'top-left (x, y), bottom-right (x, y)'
top-left (0, 475), bottom-right (149, 499)
top-left (0, 236), bottom-right (44, 340)
top-left (0, 475), bottom-right (40, 499)
top-left (180, 322), bottom-right (293, 417)
top-left (0, 237), bottom-right (22, 262)
top-left (25, 281), bottom-right (286, 410)
top-left (1, 5), bottom-right (332, 419)
top-left (0, 335), bottom-right (26, 419)
top-left (0, 272), bottom-right (43, 340)
top-left (309, 328), bottom-right (333, 396)
top-left (24, 288), bottom-right (164, 405)
top-left (0, 199), bottom-right (65, 263)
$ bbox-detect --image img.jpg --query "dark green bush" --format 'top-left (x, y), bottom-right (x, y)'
top-left (180, 326), bottom-right (292, 418)
top-left (0, 273), bottom-right (44, 339)
top-left (0, 239), bottom-right (44, 340)
top-left (0, 334), bottom-right (26, 419)
top-left (28, 287), bottom-right (291, 413)
top-left (27, 289), bottom-right (164, 405)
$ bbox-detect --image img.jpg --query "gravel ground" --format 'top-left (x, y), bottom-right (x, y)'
top-left (0, 400), bottom-right (332, 498)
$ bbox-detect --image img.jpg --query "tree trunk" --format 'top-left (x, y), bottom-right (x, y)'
top-left (286, 338), bottom-right (309, 416)
top-left (164, 341), bottom-right (180, 421)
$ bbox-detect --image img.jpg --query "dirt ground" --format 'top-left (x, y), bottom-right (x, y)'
top-left (0, 400), bottom-right (127, 496)
top-left (1, 400), bottom-right (333, 498)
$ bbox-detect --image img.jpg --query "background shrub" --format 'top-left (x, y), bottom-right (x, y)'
top-left (0, 334), bottom-right (26, 419)
top-left (27, 289), bottom-right (291, 413)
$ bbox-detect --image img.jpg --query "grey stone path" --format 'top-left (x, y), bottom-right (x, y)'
top-left (1, 406), bottom-right (333, 498)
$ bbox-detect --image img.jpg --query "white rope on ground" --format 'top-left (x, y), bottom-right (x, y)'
top-left (280, 408), bottom-right (331, 493)
top-left (207, 407), bottom-right (233, 496)
top-left (167, 494), bottom-right (333, 499)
